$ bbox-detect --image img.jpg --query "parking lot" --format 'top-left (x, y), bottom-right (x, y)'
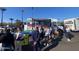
top-left (49, 32), bottom-right (79, 51)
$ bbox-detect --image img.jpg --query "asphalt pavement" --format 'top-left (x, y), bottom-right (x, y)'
top-left (49, 32), bottom-right (79, 51)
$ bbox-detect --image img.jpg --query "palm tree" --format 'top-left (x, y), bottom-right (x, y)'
top-left (9, 18), bottom-right (13, 26)
top-left (0, 8), bottom-right (6, 26)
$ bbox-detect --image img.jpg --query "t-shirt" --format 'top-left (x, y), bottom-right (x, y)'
top-left (15, 32), bottom-right (24, 41)
top-left (66, 28), bottom-right (70, 32)
top-left (45, 29), bottom-right (50, 36)
top-left (32, 30), bottom-right (39, 41)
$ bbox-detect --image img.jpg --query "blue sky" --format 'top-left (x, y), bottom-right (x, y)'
top-left (0, 7), bottom-right (79, 23)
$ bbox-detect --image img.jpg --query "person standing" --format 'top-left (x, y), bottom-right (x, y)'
top-left (1, 28), bottom-right (15, 51)
top-left (64, 25), bottom-right (72, 42)
top-left (15, 28), bottom-right (24, 51)
top-left (44, 27), bottom-right (51, 46)
top-left (28, 34), bottom-right (34, 51)
top-left (39, 27), bottom-right (45, 49)
top-left (32, 27), bottom-right (40, 51)
top-left (39, 27), bottom-right (45, 41)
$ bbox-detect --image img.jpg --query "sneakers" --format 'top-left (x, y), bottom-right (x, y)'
top-left (67, 39), bottom-right (71, 42)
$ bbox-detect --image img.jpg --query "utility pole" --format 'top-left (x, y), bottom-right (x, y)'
top-left (0, 8), bottom-right (6, 27)
top-left (32, 7), bottom-right (34, 30)
top-left (21, 9), bottom-right (24, 24)
top-left (10, 18), bottom-right (13, 27)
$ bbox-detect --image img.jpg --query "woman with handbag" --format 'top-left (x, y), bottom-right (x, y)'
top-left (64, 25), bottom-right (74, 42)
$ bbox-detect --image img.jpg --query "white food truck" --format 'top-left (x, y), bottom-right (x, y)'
top-left (64, 18), bottom-right (79, 31)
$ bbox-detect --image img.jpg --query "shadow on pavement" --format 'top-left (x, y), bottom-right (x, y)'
top-left (22, 45), bottom-right (34, 51)
top-left (42, 37), bottom-right (63, 51)
top-left (21, 36), bottom-right (63, 51)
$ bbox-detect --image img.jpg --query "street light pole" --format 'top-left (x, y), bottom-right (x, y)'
top-left (0, 8), bottom-right (6, 27)
top-left (32, 7), bottom-right (34, 30)
top-left (10, 18), bottom-right (13, 27)
top-left (1, 10), bottom-right (3, 27)
top-left (21, 10), bottom-right (24, 24)
top-left (21, 9), bottom-right (24, 31)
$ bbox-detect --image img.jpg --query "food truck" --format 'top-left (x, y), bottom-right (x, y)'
top-left (64, 17), bottom-right (79, 31)
top-left (24, 18), bottom-right (51, 31)
top-left (24, 18), bottom-right (58, 32)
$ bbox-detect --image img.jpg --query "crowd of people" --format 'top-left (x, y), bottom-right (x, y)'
top-left (0, 25), bottom-right (74, 51)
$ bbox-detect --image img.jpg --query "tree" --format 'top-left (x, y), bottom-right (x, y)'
top-left (15, 19), bottom-right (23, 28)
top-left (59, 21), bottom-right (64, 26)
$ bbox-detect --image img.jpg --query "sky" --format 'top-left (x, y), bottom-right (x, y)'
top-left (0, 7), bottom-right (79, 23)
